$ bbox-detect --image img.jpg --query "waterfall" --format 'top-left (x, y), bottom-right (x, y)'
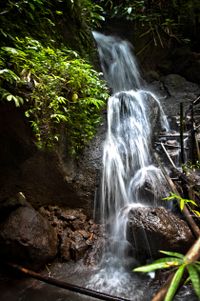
top-left (88, 32), bottom-right (169, 296)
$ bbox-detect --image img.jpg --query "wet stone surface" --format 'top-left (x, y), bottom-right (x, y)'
top-left (127, 206), bottom-right (195, 260)
top-left (0, 205), bottom-right (58, 270)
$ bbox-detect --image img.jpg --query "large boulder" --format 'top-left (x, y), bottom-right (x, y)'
top-left (127, 206), bottom-right (195, 260)
top-left (0, 205), bottom-right (58, 269)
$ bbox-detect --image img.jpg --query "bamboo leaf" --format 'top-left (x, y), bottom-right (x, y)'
top-left (186, 199), bottom-right (198, 206)
top-left (153, 257), bottom-right (182, 266)
top-left (164, 265), bottom-right (185, 301)
top-left (187, 265), bottom-right (200, 298)
top-left (133, 262), bottom-right (171, 273)
top-left (192, 210), bottom-right (200, 217)
top-left (194, 263), bottom-right (200, 273)
top-left (180, 198), bottom-right (185, 211)
top-left (159, 251), bottom-right (184, 259)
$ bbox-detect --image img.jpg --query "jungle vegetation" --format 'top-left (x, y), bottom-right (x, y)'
top-left (0, 0), bottom-right (200, 155)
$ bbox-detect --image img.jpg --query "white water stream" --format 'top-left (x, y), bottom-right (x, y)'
top-left (88, 32), bottom-right (169, 297)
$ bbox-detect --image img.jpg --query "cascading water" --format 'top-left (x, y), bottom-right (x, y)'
top-left (88, 32), bottom-right (170, 298)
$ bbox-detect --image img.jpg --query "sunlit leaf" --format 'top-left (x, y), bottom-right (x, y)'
top-left (180, 198), bottom-right (185, 211)
top-left (133, 262), bottom-right (172, 273)
top-left (192, 210), bottom-right (200, 217)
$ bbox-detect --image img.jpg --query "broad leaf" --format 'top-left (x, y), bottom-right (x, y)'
top-left (164, 265), bottom-right (185, 301)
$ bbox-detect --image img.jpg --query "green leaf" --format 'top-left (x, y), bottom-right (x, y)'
top-left (163, 193), bottom-right (179, 201)
top-left (194, 263), bottom-right (200, 272)
top-left (180, 198), bottom-right (185, 211)
top-left (153, 257), bottom-right (182, 266)
top-left (192, 210), bottom-right (200, 217)
top-left (164, 265), bottom-right (185, 301)
top-left (159, 251), bottom-right (184, 259)
top-left (127, 7), bottom-right (132, 14)
top-left (6, 94), bottom-right (13, 101)
top-left (187, 265), bottom-right (200, 299)
top-left (133, 262), bottom-right (172, 273)
top-left (2, 47), bottom-right (20, 55)
top-left (186, 199), bottom-right (198, 206)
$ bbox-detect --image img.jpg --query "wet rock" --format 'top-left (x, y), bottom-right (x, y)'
top-left (60, 229), bottom-right (91, 261)
top-left (0, 206), bottom-right (58, 269)
top-left (84, 236), bottom-right (106, 266)
top-left (0, 192), bottom-right (30, 219)
top-left (39, 205), bottom-right (103, 263)
top-left (60, 231), bottom-right (73, 261)
top-left (70, 231), bottom-right (90, 261)
top-left (148, 74), bottom-right (200, 116)
top-left (127, 207), bottom-right (195, 260)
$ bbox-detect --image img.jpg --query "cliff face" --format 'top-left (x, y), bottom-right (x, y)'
top-left (0, 102), bottom-right (106, 215)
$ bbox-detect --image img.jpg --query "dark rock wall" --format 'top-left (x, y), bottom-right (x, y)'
top-left (0, 103), bottom-right (106, 216)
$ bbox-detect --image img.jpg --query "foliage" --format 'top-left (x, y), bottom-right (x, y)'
top-left (182, 160), bottom-right (200, 173)
top-left (0, 38), bottom-right (108, 155)
top-left (134, 250), bottom-right (200, 300)
top-left (163, 192), bottom-right (200, 217)
top-left (0, 0), bottom-right (104, 56)
top-left (99, 0), bottom-right (200, 48)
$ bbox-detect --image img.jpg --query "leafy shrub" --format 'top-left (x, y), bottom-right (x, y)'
top-left (0, 37), bottom-right (108, 155)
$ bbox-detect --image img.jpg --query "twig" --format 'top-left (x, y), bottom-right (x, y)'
top-left (180, 102), bottom-right (185, 164)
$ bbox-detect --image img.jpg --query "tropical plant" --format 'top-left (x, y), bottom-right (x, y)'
top-left (0, 37), bottom-right (108, 155)
top-left (134, 249), bottom-right (200, 301)
top-left (163, 192), bottom-right (200, 217)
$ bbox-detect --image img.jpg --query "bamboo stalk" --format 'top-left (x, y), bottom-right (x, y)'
top-left (195, 132), bottom-right (200, 160)
top-left (7, 263), bottom-right (131, 301)
top-left (180, 102), bottom-right (185, 164)
top-left (190, 103), bottom-right (196, 164)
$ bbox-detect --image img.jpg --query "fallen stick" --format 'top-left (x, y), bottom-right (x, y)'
top-left (160, 142), bottom-right (177, 169)
top-left (7, 263), bottom-right (130, 301)
top-left (159, 134), bottom-right (189, 138)
top-left (155, 142), bottom-right (188, 150)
